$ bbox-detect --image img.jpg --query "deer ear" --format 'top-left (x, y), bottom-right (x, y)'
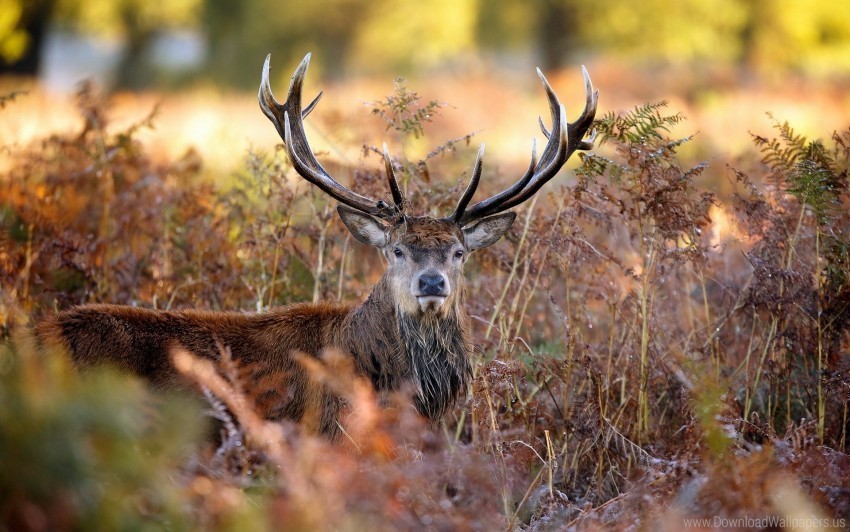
top-left (462, 212), bottom-right (516, 251)
top-left (337, 205), bottom-right (388, 247)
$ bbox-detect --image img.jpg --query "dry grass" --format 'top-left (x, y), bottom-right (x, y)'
top-left (1, 65), bottom-right (849, 530)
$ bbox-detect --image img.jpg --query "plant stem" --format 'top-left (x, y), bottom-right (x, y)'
top-left (485, 195), bottom-right (538, 341)
top-left (816, 228), bottom-right (824, 443)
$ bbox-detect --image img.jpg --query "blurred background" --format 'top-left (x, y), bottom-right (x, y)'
top-left (2, 0), bottom-right (850, 181)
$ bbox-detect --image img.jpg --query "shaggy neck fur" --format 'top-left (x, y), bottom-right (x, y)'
top-left (396, 307), bottom-right (471, 419)
top-left (343, 277), bottom-right (472, 420)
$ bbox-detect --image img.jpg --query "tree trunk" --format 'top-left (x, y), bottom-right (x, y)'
top-left (536, 0), bottom-right (577, 71)
top-left (113, 5), bottom-right (155, 90)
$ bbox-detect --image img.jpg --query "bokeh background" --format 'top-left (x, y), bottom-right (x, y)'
top-left (4, 0), bottom-right (850, 182)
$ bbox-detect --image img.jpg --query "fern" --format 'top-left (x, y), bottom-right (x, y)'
top-left (787, 156), bottom-right (840, 225)
top-left (369, 78), bottom-right (445, 141)
top-left (575, 152), bottom-right (628, 185)
top-left (756, 117), bottom-right (844, 225)
top-left (595, 101), bottom-right (685, 145)
top-left (752, 115), bottom-right (810, 172)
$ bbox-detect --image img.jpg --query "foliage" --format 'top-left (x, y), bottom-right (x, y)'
top-left (594, 101), bottom-right (686, 145)
top-left (737, 0), bottom-right (850, 75)
top-left (754, 117), bottom-right (845, 224)
top-left (743, 118), bottom-right (850, 442)
top-left (347, 0), bottom-right (477, 73)
top-left (478, 0), bottom-right (850, 74)
top-left (0, 0), bottom-right (29, 63)
top-left (369, 78), bottom-right (445, 142)
top-left (0, 82), bottom-right (247, 331)
top-left (361, 76), bottom-right (478, 220)
top-left (204, 0), bottom-right (478, 87)
top-left (6, 0), bottom-right (850, 90)
top-left (573, 0), bottom-right (750, 63)
top-left (1, 80), bottom-right (849, 529)
top-left (0, 341), bottom-right (204, 529)
top-left (53, 0), bottom-right (201, 37)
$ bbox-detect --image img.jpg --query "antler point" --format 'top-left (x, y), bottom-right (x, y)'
top-left (536, 67), bottom-right (547, 84)
top-left (261, 55), bottom-right (271, 84)
top-left (582, 66), bottom-right (595, 97)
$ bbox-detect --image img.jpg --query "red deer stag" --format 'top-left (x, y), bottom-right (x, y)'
top-left (39, 53), bottom-right (598, 437)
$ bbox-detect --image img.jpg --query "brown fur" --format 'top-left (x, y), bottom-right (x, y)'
top-left (38, 218), bottom-right (480, 438)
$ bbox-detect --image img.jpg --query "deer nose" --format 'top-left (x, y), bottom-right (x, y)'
top-left (418, 272), bottom-right (446, 296)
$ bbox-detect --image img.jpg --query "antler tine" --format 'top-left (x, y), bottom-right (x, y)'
top-left (450, 144), bottom-right (486, 223)
top-left (457, 66), bottom-right (598, 226)
top-left (382, 142), bottom-right (404, 211)
top-left (452, 139), bottom-right (538, 225)
top-left (533, 68), bottom-right (568, 168)
top-left (539, 66), bottom-right (598, 145)
top-left (572, 65), bottom-right (599, 151)
top-left (260, 53), bottom-right (395, 218)
top-left (539, 117), bottom-right (551, 139)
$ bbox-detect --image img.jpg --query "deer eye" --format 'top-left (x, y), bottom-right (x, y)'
top-left (393, 247), bottom-right (404, 258)
top-left (454, 250), bottom-right (464, 259)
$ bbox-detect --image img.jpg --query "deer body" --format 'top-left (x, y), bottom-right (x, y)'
top-left (40, 271), bottom-right (470, 436)
top-left (40, 302), bottom-right (355, 435)
top-left (39, 53), bottom-right (598, 436)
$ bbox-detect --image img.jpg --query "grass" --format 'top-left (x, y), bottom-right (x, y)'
top-left (1, 67), bottom-right (849, 530)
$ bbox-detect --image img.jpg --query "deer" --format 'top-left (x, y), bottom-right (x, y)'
top-left (38, 53), bottom-right (598, 437)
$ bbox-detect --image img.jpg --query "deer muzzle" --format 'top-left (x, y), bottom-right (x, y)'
top-left (415, 270), bottom-right (449, 312)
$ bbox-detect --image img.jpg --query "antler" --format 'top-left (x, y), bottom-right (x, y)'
top-left (259, 53), bottom-right (403, 219)
top-left (451, 66), bottom-right (598, 226)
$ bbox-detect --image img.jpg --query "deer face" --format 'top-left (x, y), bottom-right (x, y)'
top-left (338, 206), bottom-right (515, 314)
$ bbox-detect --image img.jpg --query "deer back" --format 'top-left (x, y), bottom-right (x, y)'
top-left (38, 302), bottom-right (353, 435)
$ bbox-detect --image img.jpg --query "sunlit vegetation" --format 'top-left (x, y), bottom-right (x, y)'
top-left (2, 4), bottom-right (850, 529)
top-left (1, 56), bottom-right (849, 529)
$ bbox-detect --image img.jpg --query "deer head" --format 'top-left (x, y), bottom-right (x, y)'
top-left (258, 53), bottom-right (598, 316)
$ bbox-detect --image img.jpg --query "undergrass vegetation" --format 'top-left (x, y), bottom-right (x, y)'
top-left (1, 80), bottom-right (848, 530)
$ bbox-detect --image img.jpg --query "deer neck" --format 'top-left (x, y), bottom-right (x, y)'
top-left (343, 276), bottom-right (473, 420)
